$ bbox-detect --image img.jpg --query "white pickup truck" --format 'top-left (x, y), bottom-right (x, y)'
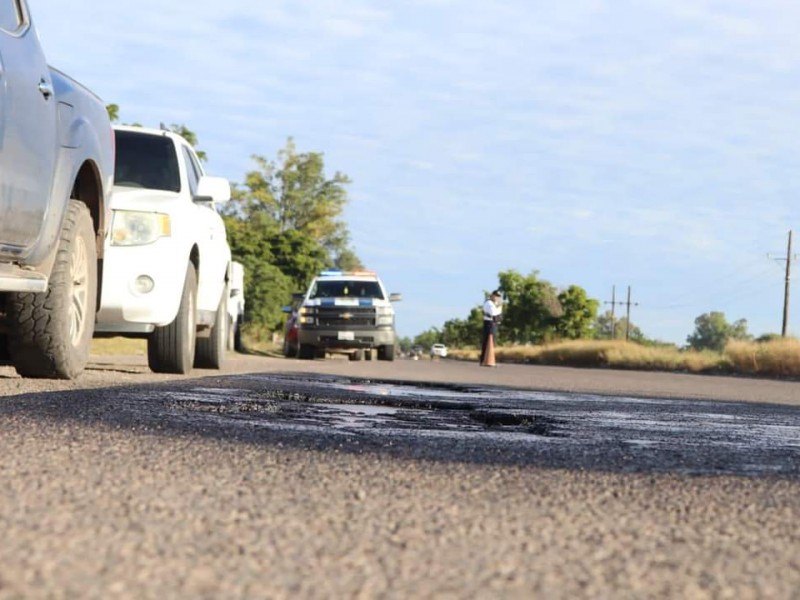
top-left (0, 0), bottom-right (114, 379)
top-left (94, 126), bottom-right (232, 374)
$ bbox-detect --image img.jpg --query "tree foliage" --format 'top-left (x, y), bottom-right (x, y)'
top-left (168, 124), bottom-right (207, 162)
top-left (686, 311), bottom-right (752, 352)
top-left (441, 307), bottom-right (484, 348)
top-left (413, 328), bottom-right (442, 349)
top-left (493, 270), bottom-right (597, 344)
top-left (555, 285), bottom-right (599, 340)
top-left (222, 139), bottom-right (362, 332)
top-left (495, 270), bottom-right (562, 344)
top-left (233, 139), bottom-right (359, 267)
top-left (591, 310), bottom-right (645, 342)
top-left (416, 269), bottom-right (602, 348)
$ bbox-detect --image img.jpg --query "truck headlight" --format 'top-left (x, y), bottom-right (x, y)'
top-left (377, 306), bottom-right (394, 326)
top-left (299, 306), bottom-right (316, 325)
top-left (111, 211), bottom-right (171, 246)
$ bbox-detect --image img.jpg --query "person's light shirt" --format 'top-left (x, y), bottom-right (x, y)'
top-left (483, 299), bottom-right (501, 321)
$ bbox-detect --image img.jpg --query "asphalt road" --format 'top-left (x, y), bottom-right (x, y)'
top-left (1, 352), bottom-right (799, 599)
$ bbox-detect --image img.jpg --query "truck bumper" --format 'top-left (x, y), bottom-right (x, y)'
top-left (298, 328), bottom-right (395, 350)
top-left (95, 242), bottom-right (186, 329)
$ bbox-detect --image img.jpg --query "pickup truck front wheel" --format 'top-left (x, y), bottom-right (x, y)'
top-left (7, 201), bottom-right (97, 379)
top-left (298, 344), bottom-right (316, 360)
top-left (378, 344), bottom-right (396, 361)
top-left (195, 288), bottom-right (227, 369)
top-left (148, 264), bottom-right (197, 374)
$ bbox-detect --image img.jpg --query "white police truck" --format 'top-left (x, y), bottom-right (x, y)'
top-left (295, 270), bottom-right (401, 361)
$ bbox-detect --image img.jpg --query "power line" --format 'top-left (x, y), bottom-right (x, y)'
top-left (604, 285), bottom-right (638, 340)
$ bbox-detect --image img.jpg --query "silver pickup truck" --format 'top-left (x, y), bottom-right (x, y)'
top-left (0, 0), bottom-right (114, 378)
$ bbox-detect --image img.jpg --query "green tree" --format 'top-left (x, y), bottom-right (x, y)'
top-left (441, 307), bottom-right (483, 348)
top-left (223, 214), bottom-right (294, 331)
top-left (334, 247), bottom-right (364, 271)
top-left (235, 139), bottom-right (356, 262)
top-left (169, 124), bottom-right (207, 162)
top-left (222, 139), bottom-right (363, 336)
top-left (687, 311), bottom-right (752, 352)
top-left (106, 103), bottom-right (119, 123)
top-left (397, 337), bottom-right (413, 353)
top-left (591, 310), bottom-right (645, 342)
top-left (414, 328), bottom-right (442, 349)
top-left (496, 269), bottom-right (562, 344)
top-left (555, 285), bottom-right (599, 340)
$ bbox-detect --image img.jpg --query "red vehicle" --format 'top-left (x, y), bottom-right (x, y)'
top-left (283, 310), bottom-right (299, 357)
top-left (282, 293), bottom-right (304, 357)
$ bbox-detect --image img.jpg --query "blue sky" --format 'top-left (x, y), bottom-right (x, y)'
top-left (32, 0), bottom-right (800, 344)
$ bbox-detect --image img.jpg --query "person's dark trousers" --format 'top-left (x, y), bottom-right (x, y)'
top-left (480, 320), bottom-right (494, 363)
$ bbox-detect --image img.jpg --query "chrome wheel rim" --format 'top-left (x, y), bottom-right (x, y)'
top-left (70, 237), bottom-right (89, 346)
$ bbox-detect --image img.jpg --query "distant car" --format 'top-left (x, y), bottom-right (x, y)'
top-left (431, 343), bottom-right (448, 358)
top-left (283, 308), bottom-right (299, 357)
top-left (409, 345), bottom-right (423, 360)
top-left (282, 292), bottom-right (304, 357)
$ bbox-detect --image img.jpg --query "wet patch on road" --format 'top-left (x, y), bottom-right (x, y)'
top-left (117, 373), bottom-right (800, 477)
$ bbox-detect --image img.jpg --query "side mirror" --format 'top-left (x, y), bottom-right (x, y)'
top-left (389, 293), bottom-right (402, 302)
top-left (281, 305), bottom-right (293, 314)
top-left (194, 176), bottom-right (231, 204)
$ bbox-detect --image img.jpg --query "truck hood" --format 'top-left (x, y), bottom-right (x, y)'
top-left (110, 186), bottom-right (182, 212)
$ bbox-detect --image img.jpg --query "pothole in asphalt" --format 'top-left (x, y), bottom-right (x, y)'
top-left (162, 387), bottom-right (567, 438)
top-left (469, 410), bottom-right (568, 437)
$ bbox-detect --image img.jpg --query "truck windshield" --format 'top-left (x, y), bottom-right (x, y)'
top-left (310, 280), bottom-right (384, 300)
top-left (114, 130), bottom-right (181, 193)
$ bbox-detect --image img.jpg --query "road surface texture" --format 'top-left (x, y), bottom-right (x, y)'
top-left (1, 352), bottom-right (799, 599)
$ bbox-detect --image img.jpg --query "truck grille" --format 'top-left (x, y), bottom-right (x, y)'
top-left (317, 307), bottom-right (376, 327)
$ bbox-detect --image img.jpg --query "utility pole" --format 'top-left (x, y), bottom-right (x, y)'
top-left (625, 286), bottom-right (639, 341)
top-left (605, 285), bottom-right (638, 340)
top-left (770, 230), bottom-right (795, 337)
top-left (783, 230), bottom-right (793, 337)
top-left (605, 285), bottom-right (617, 339)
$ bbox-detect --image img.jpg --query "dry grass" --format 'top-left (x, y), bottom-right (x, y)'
top-left (450, 338), bottom-right (800, 378)
top-left (90, 337), bottom-right (146, 356)
top-left (725, 338), bottom-right (800, 377)
top-left (450, 340), bottom-right (724, 373)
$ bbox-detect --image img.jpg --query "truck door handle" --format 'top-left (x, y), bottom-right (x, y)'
top-left (38, 78), bottom-right (53, 100)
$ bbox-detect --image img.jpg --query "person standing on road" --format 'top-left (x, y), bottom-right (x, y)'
top-left (480, 290), bottom-right (502, 367)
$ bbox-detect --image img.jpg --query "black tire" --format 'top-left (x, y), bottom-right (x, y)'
top-left (378, 344), bottom-right (396, 361)
top-left (195, 287), bottom-right (227, 369)
top-left (234, 317), bottom-right (244, 352)
top-left (298, 344), bottom-right (315, 360)
top-left (283, 337), bottom-right (298, 358)
top-left (349, 349), bottom-right (364, 362)
top-left (148, 264), bottom-right (197, 374)
top-left (7, 201), bottom-right (97, 379)
top-left (226, 316), bottom-right (235, 352)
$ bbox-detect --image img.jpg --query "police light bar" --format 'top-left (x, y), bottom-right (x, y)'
top-left (318, 270), bottom-right (377, 277)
